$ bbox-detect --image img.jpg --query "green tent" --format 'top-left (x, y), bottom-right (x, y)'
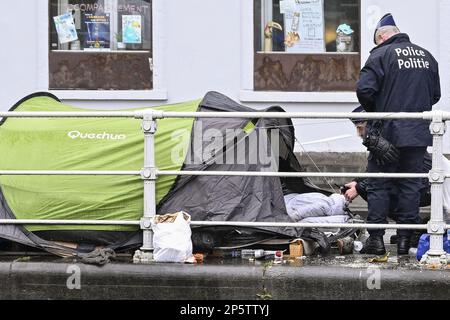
top-left (0, 93), bottom-right (198, 233)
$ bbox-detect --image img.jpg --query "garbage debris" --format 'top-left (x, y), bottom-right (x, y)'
top-left (368, 252), bottom-right (390, 263)
top-left (260, 250), bottom-right (284, 263)
top-left (77, 248), bottom-right (116, 266)
top-left (289, 239), bottom-right (304, 258)
top-left (210, 249), bottom-right (241, 258)
top-left (241, 249), bottom-right (286, 262)
top-left (193, 253), bottom-right (204, 264)
top-left (153, 211), bottom-right (194, 263)
top-left (337, 236), bottom-right (354, 255)
top-left (353, 241), bottom-right (363, 253)
top-left (289, 238), bottom-right (319, 256)
top-left (408, 247), bottom-right (418, 258)
top-left (274, 251), bottom-right (283, 264)
top-left (241, 249), bottom-right (265, 260)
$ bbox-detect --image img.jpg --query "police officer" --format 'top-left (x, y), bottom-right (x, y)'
top-left (356, 13), bottom-right (441, 255)
top-left (343, 106), bottom-right (432, 248)
top-left (344, 106), bottom-right (431, 211)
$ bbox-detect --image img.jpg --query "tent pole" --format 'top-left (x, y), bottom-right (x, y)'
top-left (133, 111), bottom-right (158, 264)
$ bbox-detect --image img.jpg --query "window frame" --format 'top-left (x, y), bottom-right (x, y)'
top-left (240, 0), bottom-right (361, 103)
top-left (38, 0), bottom-right (167, 100)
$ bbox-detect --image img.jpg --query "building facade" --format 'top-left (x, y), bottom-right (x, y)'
top-left (1, 0), bottom-right (449, 152)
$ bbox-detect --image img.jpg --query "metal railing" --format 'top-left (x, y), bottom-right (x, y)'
top-left (0, 109), bottom-right (448, 265)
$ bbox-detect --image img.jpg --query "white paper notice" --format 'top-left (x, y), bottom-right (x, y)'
top-left (284, 0), bottom-right (325, 53)
top-left (280, 0), bottom-right (296, 14)
top-left (53, 13), bottom-right (78, 44)
top-left (122, 15), bottom-right (142, 44)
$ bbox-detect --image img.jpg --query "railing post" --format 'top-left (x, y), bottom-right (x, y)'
top-left (424, 111), bottom-right (447, 266)
top-left (133, 111), bottom-right (158, 264)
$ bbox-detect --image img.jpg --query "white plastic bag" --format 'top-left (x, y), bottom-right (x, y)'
top-left (152, 211), bottom-right (194, 263)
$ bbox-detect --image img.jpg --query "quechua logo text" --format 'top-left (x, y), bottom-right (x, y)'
top-left (67, 130), bottom-right (127, 141)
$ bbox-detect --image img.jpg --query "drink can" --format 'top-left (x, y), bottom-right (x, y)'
top-left (353, 241), bottom-right (363, 253)
top-left (274, 250), bottom-right (283, 264)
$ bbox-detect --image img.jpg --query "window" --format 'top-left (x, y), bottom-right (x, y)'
top-left (49, 0), bottom-right (152, 90)
top-left (254, 0), bottom-right (360, 92)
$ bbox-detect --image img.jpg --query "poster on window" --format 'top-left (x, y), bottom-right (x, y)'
top-left (282, 0), bottom-right (325, 53)
top-left (53, 13), bottom-right (78, 44)
top-left (82, 12), bottom-right (111, 51)
top-left (122, 15), bottom-right (142, 44)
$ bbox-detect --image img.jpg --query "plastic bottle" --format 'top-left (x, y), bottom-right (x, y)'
top-left (224, 250), bottom-right (241, 258)
top-left (241, 249), bottom-right (255, 259)
top-left (254, 249), bottom-right (265, 259)
top-left (241, 249), bottom-right (264, 260)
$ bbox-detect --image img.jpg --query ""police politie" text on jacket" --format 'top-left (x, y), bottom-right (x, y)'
top-left (357, 33), bottom-right (441, 147)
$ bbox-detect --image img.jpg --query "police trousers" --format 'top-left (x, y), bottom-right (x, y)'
top-left (367, 147), bottom-right (427, 237)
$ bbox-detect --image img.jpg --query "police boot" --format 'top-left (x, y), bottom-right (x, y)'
top-left (409, 230), bottom-right (424, 248)
top-left (360, 235), bottom-right (386, 255)
top-left (397, 236), bottom-right (411, 255)
top-left (390, 234), bottom-right (398, 244)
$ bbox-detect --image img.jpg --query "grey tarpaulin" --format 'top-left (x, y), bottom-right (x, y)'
top-left (157, 92), bottom-right (330, 249)
top-left (0, 186), bottom-right (79, 257)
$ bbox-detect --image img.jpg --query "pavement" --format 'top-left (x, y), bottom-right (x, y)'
top-left (0, 152), bottom-right (447, 300)
top-left (0, 229), bottom-right (448, 300)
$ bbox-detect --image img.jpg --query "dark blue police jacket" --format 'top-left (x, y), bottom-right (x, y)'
top-left (357, 33), bottom-right (441, 147)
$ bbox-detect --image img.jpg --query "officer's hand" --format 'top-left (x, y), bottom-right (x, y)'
top-left (376, 158), bottom-right (386, 166)
top-left (363, 134), bottom-right (400, 164)
top-left (344, 182), bottom-right (359, 202)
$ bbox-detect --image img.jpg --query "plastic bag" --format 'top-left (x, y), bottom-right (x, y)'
top-left (153, 211), bottom-right (194, 263)
top-left (416, 232), bottom-right (450, 261)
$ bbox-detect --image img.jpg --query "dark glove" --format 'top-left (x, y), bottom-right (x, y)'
top-left (363, 134), bottom-right (400, 165)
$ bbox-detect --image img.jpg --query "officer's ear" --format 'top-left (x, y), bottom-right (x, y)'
top-left (375, 34), bottom-right (383, 45)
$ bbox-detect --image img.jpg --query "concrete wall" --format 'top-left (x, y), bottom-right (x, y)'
top-left (0, 0), bottom-right (448, 152)
top-left (0, 1), bottom-right (39, 109)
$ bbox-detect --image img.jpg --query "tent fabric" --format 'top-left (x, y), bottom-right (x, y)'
top-left (0, 93), bottom-right (197, 232)
top-left (158, 92), bottom-right (323, 242)
top-left (0, 186), bottom-right (82, 257)
top-left (0, 91), bottom-right (329, 257)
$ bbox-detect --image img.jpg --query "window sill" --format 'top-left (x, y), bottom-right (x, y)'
top-left (256, 51), bottom-right (360, 55)
top-left (239, 90), bottom-right (358, 103)
top-left (51, 50), bottom-right (151, 54)
top-left (48, 90), bottom-right (168, 101)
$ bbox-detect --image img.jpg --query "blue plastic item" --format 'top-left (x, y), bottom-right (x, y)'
top-left (336, 24), bottom-right (354, 35)
top-left (416, 231), bottom-right (450, 261)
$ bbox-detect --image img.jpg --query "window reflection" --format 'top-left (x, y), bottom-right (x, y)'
top-left (49, 0), bottom-right (153, 90)
top-left (253, 0), bottom-right (361, 92)
top-left (255, 0), bottom-right (360, 53)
